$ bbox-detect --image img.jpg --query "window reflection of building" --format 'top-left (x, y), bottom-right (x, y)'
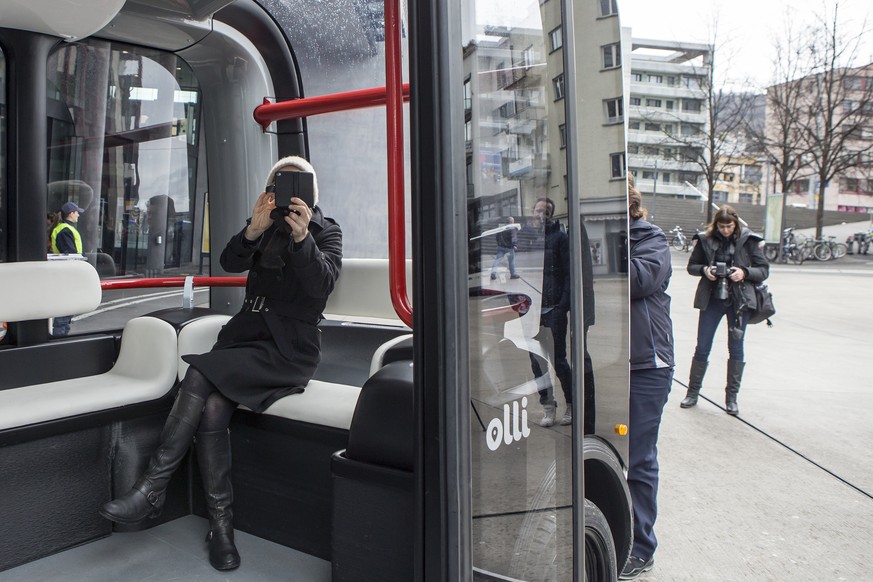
top-left (463, 26), bottom-right (551, 223)
top-left (0, 51), bottom-right (6, 264)
top-left (46, 41), bottom-right (205, 281)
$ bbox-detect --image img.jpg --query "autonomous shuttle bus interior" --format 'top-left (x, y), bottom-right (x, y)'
top-left (0, 0), bottom-right (632, 579)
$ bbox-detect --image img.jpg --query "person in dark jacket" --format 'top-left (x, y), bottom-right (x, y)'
top-left (529, 198), bottom-right (573, 428)
top-left (490, 216), bottom-right (520, 279)
top-left (680, 205), bottom-right (768, 416)
top-left (100, 156), bottom-right (342, 571)
top-left (50, 201), bottom-right (85, 336)
top-left (621, 175), bottom-right (674, 580)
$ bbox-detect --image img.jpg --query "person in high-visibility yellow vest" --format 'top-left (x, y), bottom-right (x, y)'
top-left (50, 201), bottom-right (85, 336)
top-left (51, 201), bottom-right (84, 255)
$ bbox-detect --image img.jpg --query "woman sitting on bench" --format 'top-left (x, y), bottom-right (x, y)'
top-left (100, 156), bottom-right (343, 571)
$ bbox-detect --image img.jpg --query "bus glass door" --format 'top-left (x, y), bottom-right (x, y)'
top-left (460, 0), bottom-right (628, 578)
top-left (462, 0), bottom-right (577, 577)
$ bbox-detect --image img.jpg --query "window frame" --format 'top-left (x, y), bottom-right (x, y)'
top-left (600, 43), bottom-right (621, 70)
top-left (610, 152), bottom-right (626, 179)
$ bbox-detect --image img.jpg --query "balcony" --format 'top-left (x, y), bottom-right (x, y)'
top-left (508, 156), bottom-right (532, 176)
top-left (629, 81), bottom-right (707, 100)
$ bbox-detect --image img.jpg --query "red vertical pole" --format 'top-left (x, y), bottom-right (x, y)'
top-left (385, 0), bottom-right (413, 327)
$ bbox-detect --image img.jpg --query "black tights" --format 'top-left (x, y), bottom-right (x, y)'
top-left (182, 367), bottom-right (238, 433)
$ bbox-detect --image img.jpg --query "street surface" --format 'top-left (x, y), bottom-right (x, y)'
top-left (647, 223), bottom-right (873, 581)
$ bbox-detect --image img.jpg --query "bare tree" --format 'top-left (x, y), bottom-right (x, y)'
top-left (797, 1), bottom-right (873, 239)
top-left (746, 13), bottom-right (812, 207)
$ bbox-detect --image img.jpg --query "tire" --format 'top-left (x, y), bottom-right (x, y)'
top-left (584, 499), bottom-right (617, 582)
top-left (799, 243), bottom-right (814, 261)
top-left (789, 247), bottom-right (805, 265)
top-left (671, 236), bottom-right (683, 250)
top-left (832, 243), bottom-right (848, 259)
top-left (764, 244), bottom-right (778, 262)
top-left (510, 462), bottom-right (559, 581)
top-left (813, 243), bottom-right (832, 261)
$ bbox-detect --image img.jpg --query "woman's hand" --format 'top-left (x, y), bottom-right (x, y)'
top-left (704, 266), bottom-right (717, 281)
top-left (283, 197), bottom-right (312, 243)
top-left (729, 267), bottom-right (746, 283)
top-left (245, 192), bottom-right (275, 240)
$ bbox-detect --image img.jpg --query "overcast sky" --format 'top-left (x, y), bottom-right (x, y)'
top-left (619, 0), bottom-right (872, 90)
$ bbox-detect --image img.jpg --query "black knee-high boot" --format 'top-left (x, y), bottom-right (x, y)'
top-left (680, 359), bottom-right (708, 408)
top-left (196, 429), bottom-right (240, 571)
top-left (725, 359), bottom-right (745, 416)
top-left (100, 390), bottom-right (206, 523)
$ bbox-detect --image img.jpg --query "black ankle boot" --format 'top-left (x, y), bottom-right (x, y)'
top-left (197, 429), bottom-right (240, 571)
top-left (725, 359), bottom-right (745, 416)
top-left (100, 390), bottom-right (206, 523)
top-left (680, 359), bottom-right (708, 408)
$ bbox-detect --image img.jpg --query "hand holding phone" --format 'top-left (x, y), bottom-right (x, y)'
top-left (271, 171), bottom-right (315, 213)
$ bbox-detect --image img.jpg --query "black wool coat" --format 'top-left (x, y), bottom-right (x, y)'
top-left (184, 207), bottom-right (342, 412)
top-left (687, 227), bottom-right (769, 312)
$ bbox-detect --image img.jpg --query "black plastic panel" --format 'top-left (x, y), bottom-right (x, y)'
top-left (0, 427), bottom-right (112, 572)
top-left (331, 452), bottom-right (414, 582)
top-left (0, 335), bottom-right (117, 391)
top-left (345, 362), bottom-right (414, 471)
top-left (145, 307), bottom-right (227, 332)
top-left (315, 321), bottom-right (409, 386)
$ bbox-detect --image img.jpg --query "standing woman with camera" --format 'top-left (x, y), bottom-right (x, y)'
top-left (681, 205), bottom-right (768, 415)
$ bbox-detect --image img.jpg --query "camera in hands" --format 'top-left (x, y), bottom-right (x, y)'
top-left (713, 261), bottom-right (732, 300)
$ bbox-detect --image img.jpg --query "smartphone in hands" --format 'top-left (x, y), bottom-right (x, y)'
top-left (272, 171), bottom-right (315, 212)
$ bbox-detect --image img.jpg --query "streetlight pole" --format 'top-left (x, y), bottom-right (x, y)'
top-left (651, 160), bottom-right (659, 221)
top-left (778, 165), bottom-right (788, 264)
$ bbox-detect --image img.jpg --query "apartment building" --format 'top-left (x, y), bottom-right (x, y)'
top-left (622, 31), bottom-right (713, 203)
top-left (764, 64), bottom-right (873, 213)
top-left (712, 156), bottom-right (765, 205)
top-left (462, 1), bottom-right (626, 274)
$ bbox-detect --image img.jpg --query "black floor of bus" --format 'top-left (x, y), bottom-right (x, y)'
top-left (0, 515), bottom-right (331, 581)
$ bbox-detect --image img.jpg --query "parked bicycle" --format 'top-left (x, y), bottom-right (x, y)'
top-left (670, 225), bottom-right (692, 252)
top-left (812, 236), bottom-right (848, 261)
top-left (765, 226), bottom-right (805, 263)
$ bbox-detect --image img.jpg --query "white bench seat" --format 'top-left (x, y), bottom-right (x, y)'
top-left (0, 316), bottom-right (179, 431)
top-left (256, 380), bottom-right (361, 430)
top-left (179, 315), bottom-right (361, 430)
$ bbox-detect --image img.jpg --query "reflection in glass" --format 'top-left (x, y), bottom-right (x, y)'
top-left (465, 0), bottom-right (628, 578)
top-left (46, 42), bottom-right (206, 330)
top-left (0, 51), bottom-right (6, 264)
top-left (464, 0), bottom-right (574, 579)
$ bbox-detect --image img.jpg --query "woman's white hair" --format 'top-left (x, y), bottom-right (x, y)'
top-left (264, 155), bottom-right (319, 207)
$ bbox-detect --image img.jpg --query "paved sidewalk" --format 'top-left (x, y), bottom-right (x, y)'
top-left (639, 246), bottom-right (873, 581)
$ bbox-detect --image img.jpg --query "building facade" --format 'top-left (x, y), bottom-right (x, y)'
top-left (462, 1), bottom-right (626, 275)
top-left (622, 32), bottom-right (713, 208)
top-left (763, 63), bottom-right (873, 214)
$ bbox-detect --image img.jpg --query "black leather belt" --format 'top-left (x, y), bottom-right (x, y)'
top-left (241, 295), bottom-right (267, 313)
top-left (240, 295), bottom-right (319, 324)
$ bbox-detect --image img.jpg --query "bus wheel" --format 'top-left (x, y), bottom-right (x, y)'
top-left (584, 499), bottom-right (617, 581)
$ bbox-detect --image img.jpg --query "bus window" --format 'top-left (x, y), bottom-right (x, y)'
top-left (463, 0), bottom-right (629, 578)
top-left (1, 49), bottom-right (6, 264)
top-left (259, 0), bottom-right (411, 259)
top-left (46, 42), bottom-right (208, 333)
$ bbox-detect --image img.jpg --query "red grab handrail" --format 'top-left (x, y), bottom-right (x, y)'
top-left (384, 0), bottom-right (412, 327)
top-left (253, 84), bottom-right (410, 131)
top-left (250, 0), bottom-right (413, 327)
top-left (100, 277), bottom-right (246, 290)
